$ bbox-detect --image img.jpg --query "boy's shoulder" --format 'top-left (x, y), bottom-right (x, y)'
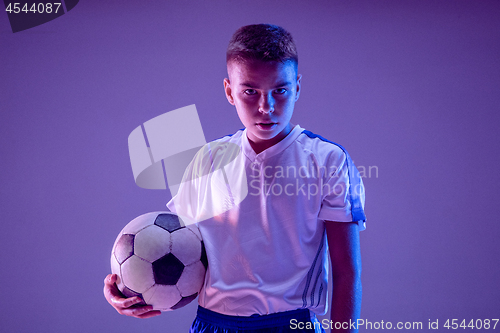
top-left (294, 128), bottom-right (349, 165)
top-left (299, 129), bottom-right (346, 150)
top-left (211, 128), bottom-right (245, 144)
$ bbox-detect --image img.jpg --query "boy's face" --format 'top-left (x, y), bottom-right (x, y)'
top-left (224, 59), bottom-right (301, 153)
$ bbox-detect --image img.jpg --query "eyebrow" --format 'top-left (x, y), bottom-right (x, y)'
top-left (241, 81), bottom-right (292, 89)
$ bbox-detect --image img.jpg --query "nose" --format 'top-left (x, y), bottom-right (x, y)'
top-left (258, 93), bottom-right (274, 114)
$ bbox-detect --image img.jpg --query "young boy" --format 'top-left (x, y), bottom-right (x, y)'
top-left (104, 24), bottom-right (366, 333)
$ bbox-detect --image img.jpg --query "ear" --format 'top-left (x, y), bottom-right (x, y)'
top-left (224, 78), bottom-right (235, 105)
top-left (294, 74), bottom-right (302, 102)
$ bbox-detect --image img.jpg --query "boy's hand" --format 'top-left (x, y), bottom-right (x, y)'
top-left (103, 274), bottom-right (162, 319)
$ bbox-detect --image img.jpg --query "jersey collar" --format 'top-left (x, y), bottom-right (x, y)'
top-left (241, 125), bottom-right (303, 162)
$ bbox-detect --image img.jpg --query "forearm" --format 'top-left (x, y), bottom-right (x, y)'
top-left (326, 221), bottom-right (362, 332)
top-left (330, 273), bottom-right (362, 332)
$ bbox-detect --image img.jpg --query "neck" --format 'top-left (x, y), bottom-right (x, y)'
top-left (248, 123), bottom-right (295, 154)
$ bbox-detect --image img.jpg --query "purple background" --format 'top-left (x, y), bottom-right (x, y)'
top-left (1, 1), bottom-right (499, 332)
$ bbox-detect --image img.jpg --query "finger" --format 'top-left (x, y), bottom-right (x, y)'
top-left (103, 276), bottom-right (122, 300)
top-left (107, 291), bottom-right (143, 308)
top-left (103, 275), bottom-right (140, 307)
top-left (104, 274), bottom-right (117, 286)
top-left (119, 305), bottom-right (161, 318)
top-left (137, 309), bottom-right (162, 319)
top-left (118, 296), bottom-right (145, 308)
top-left (136, 307), bottom-right (161, 319)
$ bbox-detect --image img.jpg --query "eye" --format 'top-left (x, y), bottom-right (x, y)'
top-left (274, 88), bottom-right (287, 94)
top-left (244, 89), bottom-right (257, 95)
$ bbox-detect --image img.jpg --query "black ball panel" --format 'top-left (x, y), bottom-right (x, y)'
top-left (154, 213), bottom-right (182, 233)
top-left (200, 241), bottom-right (208, 269)
top-left (152, 253), bottom-right (184, 285)
top-left (171, 293), bottom-right (198, 310)
top-left (115, 234), bottom-right (134, 264)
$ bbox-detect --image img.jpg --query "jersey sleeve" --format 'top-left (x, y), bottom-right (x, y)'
top-left (318, 149), bottom-right (366, 231)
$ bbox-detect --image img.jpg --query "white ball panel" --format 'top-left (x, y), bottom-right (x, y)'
top-left (177, 261), bottom-right (205, 296)
top-left (111, 212), bottom-right (158, 250)
top-left (116, 277), bottom-right (126, 293)
top-left (110, 256), bottom-right (127, 292)
top-left (186, 224), bottom-right (202, 241)
top-left (171, 228), bottom-right (201, 266)
top-left (121, 255), bottom-right (155, 293)
top-left (143, 284), bottom-right (182, 311)
top-left (134, 225), bottom-right (171, 262)
top-left (110, 255), bottom-right (120, 276)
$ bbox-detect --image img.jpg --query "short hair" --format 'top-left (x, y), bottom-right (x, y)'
top-left (226, 24), bottom-right (298, 67)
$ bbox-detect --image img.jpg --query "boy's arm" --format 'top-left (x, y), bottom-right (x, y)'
top-left (326, 221), bottom-right (362, 333)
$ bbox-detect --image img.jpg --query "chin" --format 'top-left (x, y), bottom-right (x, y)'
top-left (258, 132), bottom-right (282, 142)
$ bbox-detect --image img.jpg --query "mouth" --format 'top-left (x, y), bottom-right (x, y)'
top-left (256, 122), bottom-right (277, 130)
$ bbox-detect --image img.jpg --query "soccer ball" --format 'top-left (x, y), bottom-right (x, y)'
top-left (110, 212), bottom-right (208, 311)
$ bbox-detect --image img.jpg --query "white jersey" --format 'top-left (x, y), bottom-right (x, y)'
top-left (167, 125), bottom-right (366, 316)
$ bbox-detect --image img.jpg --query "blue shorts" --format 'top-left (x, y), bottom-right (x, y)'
top-left (189, 306), bottom-right (326, 333)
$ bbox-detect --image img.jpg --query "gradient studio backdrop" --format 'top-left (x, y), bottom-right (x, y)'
top-left (1, 1), bottom-right (499, 332)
